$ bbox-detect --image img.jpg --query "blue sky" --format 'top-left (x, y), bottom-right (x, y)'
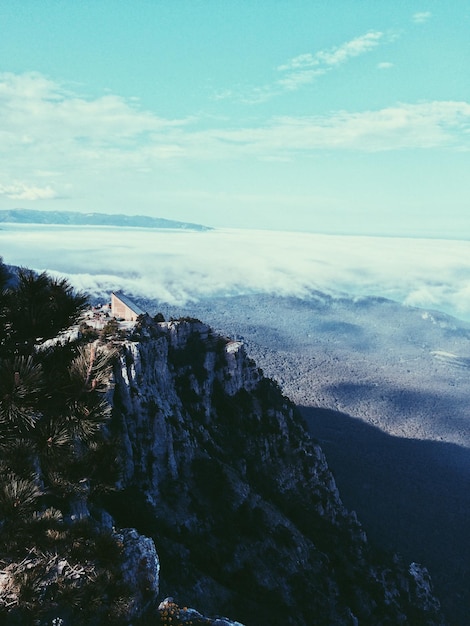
top-left (0, 1), bottom-right (469, 235)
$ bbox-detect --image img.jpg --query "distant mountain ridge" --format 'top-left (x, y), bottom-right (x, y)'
top-left (0, 209), bottom-right (211, 231)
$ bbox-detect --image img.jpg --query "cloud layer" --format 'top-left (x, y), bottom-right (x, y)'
top-left (2, 225), bottom-right (470, 322)
top-left (1, 70), bottom-right (469, 193)
top-left (1, 70), bottom-right (469, 218)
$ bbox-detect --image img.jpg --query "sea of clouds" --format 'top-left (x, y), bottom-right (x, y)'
top-left (2, 224), bottom-right (470, 322)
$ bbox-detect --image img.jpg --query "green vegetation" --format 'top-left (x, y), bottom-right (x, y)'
top-left (0, 259), bottom-right (128, 624)
top-left (1, 266), bottom-right (88, 352)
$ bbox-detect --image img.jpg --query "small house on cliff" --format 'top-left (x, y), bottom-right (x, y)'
top-left (111, 292), bottom-right (145, 322)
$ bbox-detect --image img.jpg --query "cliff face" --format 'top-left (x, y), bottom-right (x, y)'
top-left (106, 317), bottom-right (445, 625)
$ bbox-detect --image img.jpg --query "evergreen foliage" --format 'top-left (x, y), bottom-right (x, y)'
top-left (0, 355), bottom-right (43, 432)
top-left (1, 266), bottom-right (87, 352)
top-left (0, 260), bottom-right (126, 623)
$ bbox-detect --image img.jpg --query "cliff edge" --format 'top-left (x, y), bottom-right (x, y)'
top-left (107, 316), bottom-right (445, 625)
top-left (0, 309), bottom-right (446, 625)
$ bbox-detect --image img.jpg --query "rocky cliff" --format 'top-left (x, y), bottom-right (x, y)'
top-left (103, 315), bottom-right (445, 625)
top-left (0, 307), bottom-right (446, 625)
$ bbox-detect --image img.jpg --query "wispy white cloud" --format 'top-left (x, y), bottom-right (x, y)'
top-left (132, 101), bottom-right (470, 161)
top-left (412, 11), bottom-right (432, 24)
top-left (377, 62), bottom-right (394, 70)
top-left (1, 71), bottom-right (469, 198)
top-left (315, 31), bottom-right (384, 66)
top-left (1, 226), bottom-right (470, 321)
top-left (0, 181), bottom-right (57, 200)
top-left (0, 71), bottom-right (189, 159)
top-left (278, 31), bottom-right (383, 74)
top-left (198, 101), bottom-right (470, 156)
top-left (276, 69), bottom-right (326, 92)
top-left (217, 31), bottom-right (385, 102)
top-left (0, 71), bottom-right (192, 195)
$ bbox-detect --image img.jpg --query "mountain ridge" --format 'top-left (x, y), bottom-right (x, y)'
top-left (0, 209), bottom-right (211, 231)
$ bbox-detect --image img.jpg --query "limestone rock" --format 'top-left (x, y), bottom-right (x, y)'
top-left (107, 317), bottom-right (446, 625)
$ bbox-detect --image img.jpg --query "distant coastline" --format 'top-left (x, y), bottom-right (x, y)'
top-left (0, 209), bottom-right (211, 232)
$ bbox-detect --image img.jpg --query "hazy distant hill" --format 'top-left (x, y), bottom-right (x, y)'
top-left (0, 209), bottom-right (211, 231)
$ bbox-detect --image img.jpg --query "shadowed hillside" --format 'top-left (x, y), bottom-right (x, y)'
top-left (302, 407), bottom-right (470, 625)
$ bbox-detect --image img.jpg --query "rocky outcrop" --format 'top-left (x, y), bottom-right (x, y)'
top-left (105, 316), bottom-right (445, 625)
top-left (0, 313), bottom-right (446, 624)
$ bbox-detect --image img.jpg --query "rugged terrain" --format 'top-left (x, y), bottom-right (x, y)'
top-left (106, 315), bottom-right (445, 625)
top-left (0, 288), bottom-right (447, 624)
top-left (140, 292), bottom-right (470, 625)
top-left (0, 261), bottom-right (458, 623)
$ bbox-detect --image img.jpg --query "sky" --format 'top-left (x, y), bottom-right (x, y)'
top-left (0, 1), bottom-right (469, 236)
